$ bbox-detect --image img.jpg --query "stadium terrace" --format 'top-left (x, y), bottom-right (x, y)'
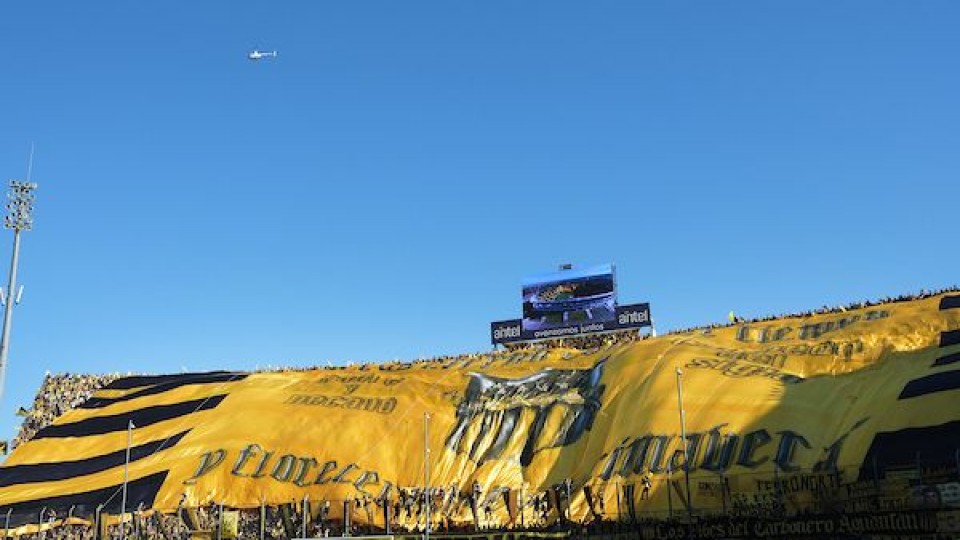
top-left (0, 286), bottom-right (958, 540)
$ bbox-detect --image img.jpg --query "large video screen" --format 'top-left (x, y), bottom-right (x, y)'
top-left (521, 264), bottom-right (617, 335)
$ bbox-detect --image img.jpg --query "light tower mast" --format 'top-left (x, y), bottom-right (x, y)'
top-left (0, 179), bottom-right (38, 401)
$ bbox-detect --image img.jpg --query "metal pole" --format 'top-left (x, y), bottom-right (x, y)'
top-left (215, 501), bottom-right (223, 540)
top-left (302, 495), bottom-right (308, 539)
top-left (4, 508), bottom-right (11, 539)
top-left (121, 420), bottom-right (133, 540)
top-left (0, 230), bottom-right (20, 403)
top-left (38, 507), bottom-right (46, 540)
top-left (675, 368), bottom-right (694, 519)
top-left (424, 412), bottom-right (431, 540)
top-left (259, 502), bottom-right (265, 540)
top-left (0, 179), bottom-right (36, 402)
top-left (94, 505), bottom-right (103, 540)
top-left (134, 504), bottom-right (142, 540)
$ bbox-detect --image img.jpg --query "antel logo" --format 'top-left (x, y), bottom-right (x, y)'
top-left (618, 309), bottom-right (650, 325)
top-left (494, 325), bottom-right (522, 339)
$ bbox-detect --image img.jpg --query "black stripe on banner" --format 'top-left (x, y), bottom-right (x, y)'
top-left (940, 295), bottom-right (960, 310)
top-left (898, 370), bottom-right (960, 400)
top-left (104, 371), bottom-right (243, 390)
top-left (0, 430), bottom-right (189, 487)
top-left (942, 329), bottom-right (960, 348)
top-left (33, 395), bottom-right (226, 439)
top-left (2, 470), bottom-right (168, 527)
top-left (82, 372), bottom-right (247, 409)
top-left (933, 351), bottom-right (960, 367)
top-left (858, 420), bottom-right (960, 481)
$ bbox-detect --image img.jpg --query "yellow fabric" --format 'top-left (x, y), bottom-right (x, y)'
top-left (1, 294), bottom-right (958, 524)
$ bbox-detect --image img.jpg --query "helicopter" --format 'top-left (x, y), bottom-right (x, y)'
top-left (248, 49), bottom-right (278, 61)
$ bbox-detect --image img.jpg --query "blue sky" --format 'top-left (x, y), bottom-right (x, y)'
top-left (0, 1), bottom-right (957, 441)
top-left (522, 264), bottom-right (613, 288)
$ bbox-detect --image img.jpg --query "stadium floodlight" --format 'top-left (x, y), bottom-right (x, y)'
top-left (0, 178), bottom-right (38, 402)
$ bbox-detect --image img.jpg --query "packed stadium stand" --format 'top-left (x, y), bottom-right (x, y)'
top-left (2, 287), bottom-right (959, 539)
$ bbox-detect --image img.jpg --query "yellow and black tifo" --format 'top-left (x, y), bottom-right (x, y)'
top-left (1, 293), bottom-right (958, 528)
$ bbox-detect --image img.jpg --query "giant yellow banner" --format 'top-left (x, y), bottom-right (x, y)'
top-left (1, 293), bottom-right (958, 525)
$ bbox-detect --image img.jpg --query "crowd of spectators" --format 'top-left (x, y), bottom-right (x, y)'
top-left (3, 288), bottom-right (958, 538)
top-left (10, 372), bottom-right (121, 451)
top-left (250, 329), bottom-right (650, 374)
top-left (663, 286), bottom-right (960, 337)
top-left (8, 287), bottom-right (958, 454)
top-left (5, 478), bottom-right (956, 540)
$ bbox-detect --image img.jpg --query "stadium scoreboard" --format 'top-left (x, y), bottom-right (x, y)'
top-left (491, 263), bottom-right (652, 344)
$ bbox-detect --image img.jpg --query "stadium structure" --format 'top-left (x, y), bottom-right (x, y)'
top-left (0, 290), bottom-right (958, 539)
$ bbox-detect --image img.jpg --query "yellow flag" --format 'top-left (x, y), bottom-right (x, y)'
top-left (221, 511), bottom-right (239, 539)
top-left (0, 293), bottom-right (957, 524)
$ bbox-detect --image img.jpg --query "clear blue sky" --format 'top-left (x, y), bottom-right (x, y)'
top-left (0, 1), bottom-right (957, 441)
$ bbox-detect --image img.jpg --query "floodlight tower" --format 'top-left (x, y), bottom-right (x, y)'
top-left (0, 180), bottom-right (38, 401)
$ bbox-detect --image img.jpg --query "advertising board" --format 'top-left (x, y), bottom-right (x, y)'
top-left (492, 303), bottom-right (651, 345)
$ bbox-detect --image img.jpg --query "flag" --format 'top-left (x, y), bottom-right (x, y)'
top-left (728, 311), bottom-right (736, 323)
top-left (0, 371), bottom-right (243, 530)
top-left (221, 511), bottom-right (239, 539)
